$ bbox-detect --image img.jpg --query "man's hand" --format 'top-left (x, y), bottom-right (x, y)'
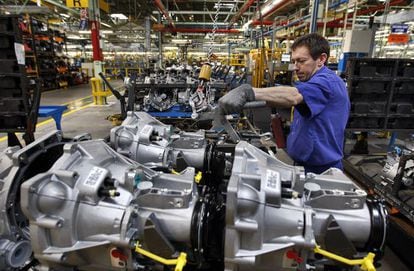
top-left (218, 84), bottom-right (255, 114)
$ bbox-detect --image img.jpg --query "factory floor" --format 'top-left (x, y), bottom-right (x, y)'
top-left (0, 80), bottom-right (125, 148)
top-left (0, 82), bottom-right (411, 271)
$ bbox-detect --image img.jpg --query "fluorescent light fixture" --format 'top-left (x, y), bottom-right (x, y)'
top-left (110, 13), bottom-right (128, 20)
top-left (59, 13), bottom-right (70, 18)
top-left (171, 39), bottom-right (191, 44)
top-left (79, 30), bottom-right (90, 34)
top-left (327, 36), bottom-right (343, 40)
top-left (67, 35), bottom-right (84, 39)
top-left (101, 30), bottom-right (113, 34)
top-left (67, 44), bottom-right (81, 49)
top-left (164, 46), bottom-right (178, 50)
top-left (214, 3), bottom-right (234, 9)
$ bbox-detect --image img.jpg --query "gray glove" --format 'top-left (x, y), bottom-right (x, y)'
top-left (218, 84), bottom-right (255, 114)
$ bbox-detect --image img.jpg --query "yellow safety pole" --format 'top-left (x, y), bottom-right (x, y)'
top-left (90, 77), bottom-right (111, 105)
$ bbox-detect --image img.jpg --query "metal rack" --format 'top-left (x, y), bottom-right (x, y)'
top-left (0, 15), bottom-right (40, 146)
top-left (346, 58), bottom-right (414, 131)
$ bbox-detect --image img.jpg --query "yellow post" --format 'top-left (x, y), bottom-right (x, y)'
top-left (90, 77), bottom-right (111, 105)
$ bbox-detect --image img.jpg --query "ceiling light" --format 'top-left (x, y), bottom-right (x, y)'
top-left (67, 35), bottom-right (85, 40)
top-left (171, 39), bottom-right (191, 44)
top-left (67, 44), bottom-right (81, 49)
top-left (214, 3), bottom-right (234, 9)
top-left (59, 13), bottom-right (70, 18)
top-left (164, 46), bottom-right (178, 50)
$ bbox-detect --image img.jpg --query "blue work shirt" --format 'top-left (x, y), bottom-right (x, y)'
top-left (286, 66), bottom-right (350, 174)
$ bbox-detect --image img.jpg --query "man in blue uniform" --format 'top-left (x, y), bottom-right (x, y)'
top-left (218, 33), bottom-right (350, 174)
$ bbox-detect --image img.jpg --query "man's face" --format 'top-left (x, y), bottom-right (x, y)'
top-left (291, 46), bottom-right (326, 82)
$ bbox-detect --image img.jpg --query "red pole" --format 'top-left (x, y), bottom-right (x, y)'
top-left (90, 20), bottom-right (102, 61)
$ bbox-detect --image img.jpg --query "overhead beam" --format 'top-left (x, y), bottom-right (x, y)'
top-left (174, 22), bottom-right (230, 26)
top-left (152, 10), bottom-right (254, 15)
top-left (0, 5), bottom-right (51, 14)
top-left (159, 27), bottom-right (241, 34)
top-left (254, 0), bottom-right (295, 20)
top-left (168, 0), bottom-right (246, 2)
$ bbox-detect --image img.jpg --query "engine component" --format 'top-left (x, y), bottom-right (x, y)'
top-left (381, 139), bottom-right (414, 190)
top-left (199, 63), bottom-right (212, 81)
top-left (20, 139), bottom-right (224, 270)
top-left (0, 131), bottom-right (65, 270)
top-left (128, 64), bottom-right (226, 119)
top-left (380, 137), bottom-right (414, 211)
top-left (225, 141), bottom-right (386, 271)
top-left (189, 64), bottom-right (217, 118)
top-left (21, 140), bottom-right (142, 270)
top-left (0, 119), bottom-right (387, 271)
top-left (136, 71), bottom-right (193, 114)
top-left (110, 111), bottom-right (222, 173)
top-left (143, 85), bottom-right (179, 112)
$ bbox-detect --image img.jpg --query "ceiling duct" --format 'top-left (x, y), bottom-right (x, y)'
top-left (228, 0), bottom-right (256, 27)
top-left (254, 0), bottom-right (299, 20)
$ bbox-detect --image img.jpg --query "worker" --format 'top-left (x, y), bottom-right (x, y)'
top-left (218, 33), bottom-right (350, 174)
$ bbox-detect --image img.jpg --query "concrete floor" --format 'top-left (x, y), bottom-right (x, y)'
top-left (0, 82), bottom-right (411, 271)
top-left (0, 81), bottom-right (124, 149)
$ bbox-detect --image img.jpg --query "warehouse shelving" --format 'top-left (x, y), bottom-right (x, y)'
top-left (18, 16), bottom-right (70, 91)
top-left (0, 15), bottom-right (40, 146)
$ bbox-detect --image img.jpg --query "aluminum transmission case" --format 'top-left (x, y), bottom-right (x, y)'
top-left (110, 111), bottom-right (207, 170)
top-left (20, 139), bottom-right (200, 271)
top-left (0, 131), bottom-right (65, 270)
top-left (225, 141), bottom-right (386, 271)
top-left (3, 128), bottom-right (386, 270)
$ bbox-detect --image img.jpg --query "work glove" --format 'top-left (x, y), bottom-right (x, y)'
top-left (218, 84), bottom-right (255, 115)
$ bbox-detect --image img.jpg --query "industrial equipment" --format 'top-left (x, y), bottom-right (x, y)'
top-left (381, 137), bottom-right (414, 196)
top-left (345, 57), bottom-right (414, 224)
top-left (110, 111), bottom-right (223, 174)
top-left (135, 64), bottom-right (226, 119)
top-left (0, 113), bottom-right (387, 271)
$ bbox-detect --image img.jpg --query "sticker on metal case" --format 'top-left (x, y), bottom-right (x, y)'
top-left (84, 166), bottom-right (106, 186)
top-left (266, 169), bottom-right (279, 189)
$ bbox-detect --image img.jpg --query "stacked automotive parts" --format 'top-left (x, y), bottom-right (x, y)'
top-left (345, 57), bottom-right (414, 228)
top-left (0, 112), bottom-right (387, 271)
top-left (347, 58), bottom-right (414, 130)
top-left (123, 64), bottom-right (228, 119)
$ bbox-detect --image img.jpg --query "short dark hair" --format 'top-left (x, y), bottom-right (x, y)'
top-left (292, 33), bottom-right (330, 60)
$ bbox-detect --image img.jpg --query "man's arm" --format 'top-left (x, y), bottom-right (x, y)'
top-left (253, 86), bottom-right (303, 108)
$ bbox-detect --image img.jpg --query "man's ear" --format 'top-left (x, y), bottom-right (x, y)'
top-left (320, 53), bottom-right (328, 65)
